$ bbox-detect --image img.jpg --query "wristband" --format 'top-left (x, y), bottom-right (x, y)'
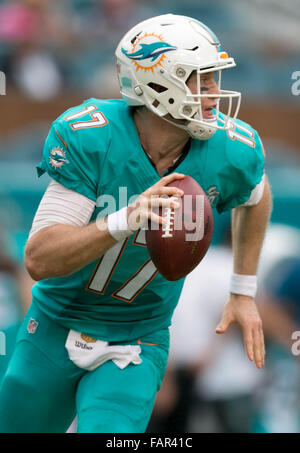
top-left (107, 207), bottom-right (132, 242)
top-left (230, 273), bottom-right (257, 298)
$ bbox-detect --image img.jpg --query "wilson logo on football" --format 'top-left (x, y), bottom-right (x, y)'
top-left (121, 32), bottom-right (177, 72)
top-left (49, 147), bottom-right (69, 168)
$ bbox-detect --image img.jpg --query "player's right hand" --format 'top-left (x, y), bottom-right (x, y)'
top-left (126, 172), bottom-right (185, 232)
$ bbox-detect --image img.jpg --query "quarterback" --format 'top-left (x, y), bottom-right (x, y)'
top-left (0, 14), bottom-right (271, 433)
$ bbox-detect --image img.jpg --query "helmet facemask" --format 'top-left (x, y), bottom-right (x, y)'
top-left (158, 64), bottom-right (241, 140)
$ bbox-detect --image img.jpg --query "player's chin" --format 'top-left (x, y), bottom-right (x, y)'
top-left (202, 110), bottom-right (216, 120)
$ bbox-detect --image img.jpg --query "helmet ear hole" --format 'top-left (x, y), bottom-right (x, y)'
top-left (147, 82), bottom-right (168, 93)
top-left (186, 69), bottom-right (196, 85)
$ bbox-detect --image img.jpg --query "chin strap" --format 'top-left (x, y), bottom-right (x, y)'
top-left (186, 113), bottom-right (218, 140)
top-left (161, 112), bottom-right (218, 141)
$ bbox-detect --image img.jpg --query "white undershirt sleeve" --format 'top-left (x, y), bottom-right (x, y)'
top-left (240, 173), bottom-right (265, 207)
top-left (29, 179), bottom-right (96, 239)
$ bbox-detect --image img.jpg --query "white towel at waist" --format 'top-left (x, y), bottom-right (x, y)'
top-left (65, 330), bottom-right (142, 371)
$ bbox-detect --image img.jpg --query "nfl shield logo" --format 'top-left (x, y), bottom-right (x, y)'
top-left (27, 318), bottom-right (38, 334)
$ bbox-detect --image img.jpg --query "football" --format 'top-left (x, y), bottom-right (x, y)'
top-left (146, 176), bottom-right (214, 281)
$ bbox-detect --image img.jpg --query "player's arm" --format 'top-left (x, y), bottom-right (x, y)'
top-left (25, 222), bottom-right (116, 282)
top-left (231, 174), bottom-right (272, 276)
top-left (25, 174), bottom-right (184, 281)
top-left (216, 174), bottom-right (272, 368)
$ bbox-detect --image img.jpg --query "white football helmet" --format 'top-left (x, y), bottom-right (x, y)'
top-left (115, 14), bottom-right (241, 140)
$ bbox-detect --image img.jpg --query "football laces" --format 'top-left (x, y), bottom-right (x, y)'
top-left (161, 196), bottom-right (179, 238)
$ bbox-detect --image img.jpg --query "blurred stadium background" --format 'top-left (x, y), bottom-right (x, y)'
top-left (0, 0), bottom-right (300, 433)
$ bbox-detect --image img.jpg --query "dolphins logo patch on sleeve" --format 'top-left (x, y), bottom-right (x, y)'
top-left (49, 147), bottom-right (69, 168)
top-left (122, 32), bottom-right (177, 72)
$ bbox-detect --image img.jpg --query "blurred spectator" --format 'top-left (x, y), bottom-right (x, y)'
top-left (0, 0), bottom-right (41, 43)
top-left (0, 0), bottom-right (55, 98)
top-left (0, 0), bottom-right (73, 99)
top-left (12, 49), bottom-right (63, 101)
top-left (76, 0), bottom-right (154, 96)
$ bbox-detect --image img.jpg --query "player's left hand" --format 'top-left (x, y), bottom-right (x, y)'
top-left (215, 294), bottom-right (265, 369)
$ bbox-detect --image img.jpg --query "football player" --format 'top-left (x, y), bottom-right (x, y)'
top-left (0, 14), bottom-right (272, 433)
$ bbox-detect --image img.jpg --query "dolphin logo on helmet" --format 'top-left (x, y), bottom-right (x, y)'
top-left (122, 42), bottom-right (177, 62)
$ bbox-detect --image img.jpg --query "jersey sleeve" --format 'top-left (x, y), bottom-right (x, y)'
top-left (216, 128), bottom-right (265, 213)
top-left (36, 108), bottom-right (110, 202)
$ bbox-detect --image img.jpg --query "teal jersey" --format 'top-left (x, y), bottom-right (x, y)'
top-left (34, 98), bottom-right (265, 341)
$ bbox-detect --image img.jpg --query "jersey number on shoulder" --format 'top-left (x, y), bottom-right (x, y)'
top-left (219, 118), bottom-right (255, 148)
top-left (64, 105), bottom-right (108, 130)
top-left (226, 119), bottom-right (255, 148)
top-left (86, 230), bottom-right (158, 303)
